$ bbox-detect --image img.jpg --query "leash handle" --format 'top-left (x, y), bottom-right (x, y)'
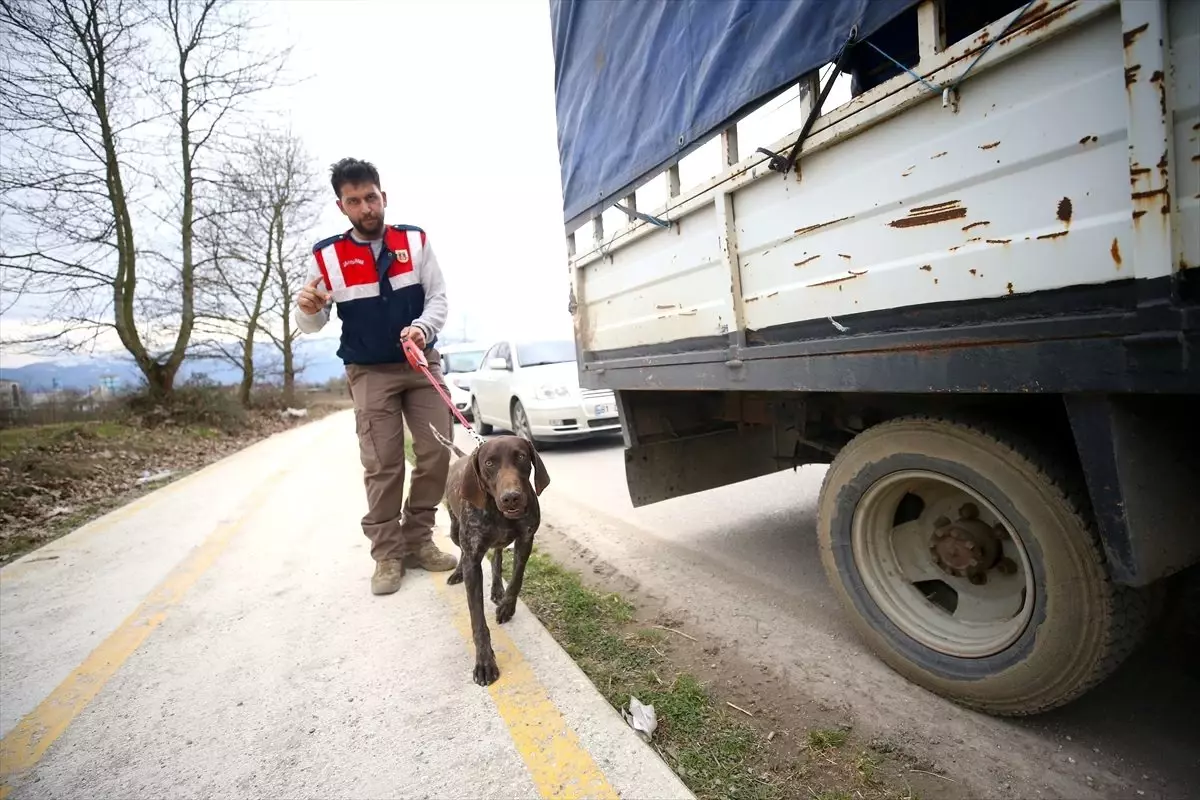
top-left (402, 339), bottom-right (428, 369)
top-left (402, 337), bottom-right (486, 445)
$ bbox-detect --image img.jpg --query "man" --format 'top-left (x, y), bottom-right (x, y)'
top-left (295, 157), bottom-right (458, 596)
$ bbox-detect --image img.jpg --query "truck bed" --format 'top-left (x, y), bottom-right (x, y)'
top-left (567, 0), bottom-right (1199, 395)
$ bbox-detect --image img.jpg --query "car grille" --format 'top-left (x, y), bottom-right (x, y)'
top-left (581, 389), bottom-right (614, 402)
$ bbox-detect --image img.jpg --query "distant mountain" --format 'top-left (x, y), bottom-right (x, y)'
top-left (0, 333), bottom-right (476, 392)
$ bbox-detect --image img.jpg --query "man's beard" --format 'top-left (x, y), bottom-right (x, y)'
top-left (354, 214), bottom-right (384, 238)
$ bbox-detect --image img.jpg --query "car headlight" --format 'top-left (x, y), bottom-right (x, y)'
top-left (534, 385), bottom-right (571, 401)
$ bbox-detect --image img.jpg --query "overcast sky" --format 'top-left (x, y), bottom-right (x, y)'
top-left (261, 0), bottom-right (576, 350)
top-left (2, 0), bottom-right (843, 369)
top-left (1, 0), bottom-right (575, 367)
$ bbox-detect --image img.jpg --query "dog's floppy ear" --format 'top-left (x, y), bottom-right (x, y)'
top-left (461, 447), bottom-right (488, 508)
top-left (525, 439), bottom-right (550, 496)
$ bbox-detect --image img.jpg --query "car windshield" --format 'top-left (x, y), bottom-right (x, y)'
top-left (442, 350), bottom-right (485, 374)
top-left (515, 341), bottom-right (576, 368)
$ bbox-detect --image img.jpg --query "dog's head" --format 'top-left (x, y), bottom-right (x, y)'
top-left (461, 435), bottom-right (550, 518)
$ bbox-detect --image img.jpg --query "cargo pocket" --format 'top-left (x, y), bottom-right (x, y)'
top-left (355, 412), bottom-right (381, 473)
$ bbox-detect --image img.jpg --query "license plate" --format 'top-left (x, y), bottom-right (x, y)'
top-left (594, 404), bottom-right (612, 416)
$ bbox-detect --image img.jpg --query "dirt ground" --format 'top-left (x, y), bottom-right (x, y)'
top-left (0, 395), bottom-right (352, 564)
top-left (530, 525), bottom-right (963, 800)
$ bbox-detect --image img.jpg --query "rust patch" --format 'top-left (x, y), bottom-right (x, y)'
top-left (934, 278), bottom-right (939, 285)
top-left (1057, 197), bottom-right (1073, 223)
top-left (808, 272), bottom-right (864, 288)
top-left (794, 254), bottom-right (821, 267)
top-left (1133, 209), bottom-right (1147, 221)
top-left (1006, 282), bottom-right (1014, 295)
top-left (655, 303), bottom-right (678, 310)
top-left (1021, 2), bottom-right (1073, 35)
top-left (1130, 165), bottom-right (1151, 180)
top-left (839, 254), bottom-right (852, 260)
top-left (1192, 154), bottom-right (1200, 163)
top-left (1079, 135), bottom-right (1099, 145)
top-left (979, 141), bottom-right (1001, 150)
top-left (1151, 70), bottom-right (1166, 115)
top-left (931, 151), bottom-right (948, 159)
top-left (1132, 187), bottom-right (1168, 201)
top-left (795, 215), bottom-right (854, 236)
top-left (1125, 64), bottom-right (1140, 87)
top-left (1037, 231), bottom-right (1069, 240)
top-left (1111, 237), bottom-right (1122, 268)
top-left (1123, 23), bottom-right (1148, 48)
top-left (987, 238), bottom-right (1012, 245)
top-left (920, 265), bottom-right (933, 271)
top-left (963, 221), bottom-right (991, 232)
top-left (890, 201), bottom-right (968, 229)
top-left (969, 268), bottom-right (978, 276)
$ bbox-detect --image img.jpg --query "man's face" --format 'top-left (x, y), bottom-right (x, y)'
top-left (337, 181), bottom-right (387, 238)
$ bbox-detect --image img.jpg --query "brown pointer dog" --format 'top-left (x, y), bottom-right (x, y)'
top-left (430, 424), bottom-right (550, 685)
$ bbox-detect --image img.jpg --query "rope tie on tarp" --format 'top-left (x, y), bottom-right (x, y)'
top-left (864, 0), bottom-right (1038, 100)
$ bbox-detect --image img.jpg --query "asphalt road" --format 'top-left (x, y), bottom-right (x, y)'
top-left (0, 413), bottom-right (691, 800)
top-left (481, 429), bottom-right (1200, 800)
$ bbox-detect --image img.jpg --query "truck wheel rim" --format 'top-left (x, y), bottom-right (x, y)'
top-left (851, 470), bottom-right (1035, 658)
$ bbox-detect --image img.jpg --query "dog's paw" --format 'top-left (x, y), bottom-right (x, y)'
top-left (446, 570), bottom-right (463, 586)
top-left (496, 598), bottom-right (517, 625)
top-left (490, 586), bottom-right (504, 605)
top-left (473, 657), bottom-right (500, 686)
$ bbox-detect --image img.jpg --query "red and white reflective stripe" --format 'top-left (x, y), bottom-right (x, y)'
top-left (388, 272), bottom-right (419, 291)
top-left (321, 242), bottom-right (379, 302)
top-left (405, 228), bottom-right (424, 268)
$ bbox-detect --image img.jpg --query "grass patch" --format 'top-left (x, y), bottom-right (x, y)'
top-left (808, 728), bottom-right (850, 751)
top-left (509, 550), bottom-right (941, 800)
top-left (513, 550), bottom-right (780, 800)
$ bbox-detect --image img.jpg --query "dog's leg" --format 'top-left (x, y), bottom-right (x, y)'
top-left (446, 515), bottom-right (463, 586)
top-left (490, 547), bottom-right (505, 605)
top-left (462, 545), bottom-right (499, 685)
top-left (496, 533), bottom-right (533, 625)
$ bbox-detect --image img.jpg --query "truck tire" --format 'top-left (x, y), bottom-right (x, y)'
top-left (815, 415), bottom-right (1154, 716)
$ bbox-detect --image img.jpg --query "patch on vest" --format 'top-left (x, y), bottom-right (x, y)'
top-left (396, 250), bottom-right (409, 263)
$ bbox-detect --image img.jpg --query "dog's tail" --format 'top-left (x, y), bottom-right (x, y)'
top-left (429, 422), bottom-right (469, 458)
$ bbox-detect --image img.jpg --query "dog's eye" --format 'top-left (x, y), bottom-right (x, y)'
top-left (485, 459), bottom-right (495, 468)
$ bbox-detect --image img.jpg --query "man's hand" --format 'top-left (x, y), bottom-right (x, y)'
top-left (297, 276), bottom-right (331, 315)
top-left (399, 325), bottom-right (426, 349)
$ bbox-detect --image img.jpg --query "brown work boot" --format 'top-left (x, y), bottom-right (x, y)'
top-left (371, 558), bottom-right (404, 595)
top-left (406, 541), bottom-right (458, 572)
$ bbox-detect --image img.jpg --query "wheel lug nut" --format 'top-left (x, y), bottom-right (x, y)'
top-left (997, 557), bottom-right (1018, 575)
top-left (959, 503), bottom-right (979, 520)
top-left (969, 572), bottom-right (988, 585)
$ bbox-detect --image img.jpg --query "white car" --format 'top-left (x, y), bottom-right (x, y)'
top-left (468, 338), bottom-right (622, 444)
top-left (438, 342), bottom-right (488, 422)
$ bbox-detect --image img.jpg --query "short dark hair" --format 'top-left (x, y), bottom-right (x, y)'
top-left (329, 157), bottom-right (381, 198)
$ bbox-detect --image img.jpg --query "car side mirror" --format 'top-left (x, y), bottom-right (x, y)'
top-left (488, 357), bottom-right (509, 371)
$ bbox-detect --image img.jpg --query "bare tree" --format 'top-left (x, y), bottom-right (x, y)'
top-left (193, 128), bottom-right (322, 408)
top-left (142, 0), bottom-right (291, 396)
top-left (0, 0), bottom-right (159, 377)
top-left (0, 0), bottom-right (291, 401)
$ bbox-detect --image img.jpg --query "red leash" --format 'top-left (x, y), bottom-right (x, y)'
top-left (403, 339), bottom-right (486, 444)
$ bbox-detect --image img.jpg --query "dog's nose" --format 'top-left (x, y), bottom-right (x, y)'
top-left (500, 490), bottom-right (522, 510)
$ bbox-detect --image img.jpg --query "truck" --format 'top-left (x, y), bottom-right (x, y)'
top-left (547, 0), bottom-right (1199, 716)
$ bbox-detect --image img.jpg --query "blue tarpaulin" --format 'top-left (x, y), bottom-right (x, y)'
top-left (549, 0), bottom-right (918, 230)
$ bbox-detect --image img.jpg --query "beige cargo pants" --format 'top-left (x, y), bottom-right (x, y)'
top-left (345, 349), bottom-right (453, 562)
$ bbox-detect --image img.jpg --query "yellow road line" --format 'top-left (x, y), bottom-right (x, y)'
top-left (0, 469), bottom-right (288, 797)
top-left (432, 550), bottom-right (620, 800)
